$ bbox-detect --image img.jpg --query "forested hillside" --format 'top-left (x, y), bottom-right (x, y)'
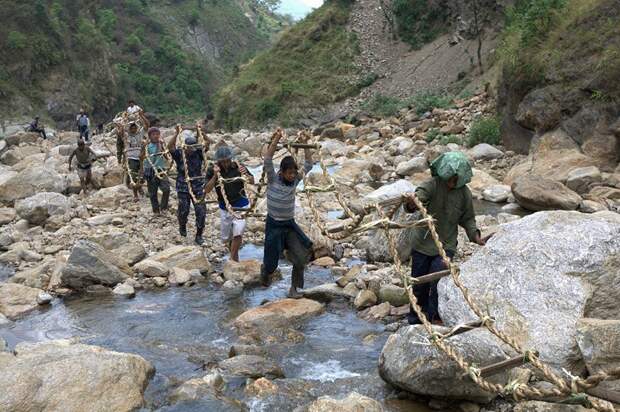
top-left (0, 0), bottom-right (288, 126)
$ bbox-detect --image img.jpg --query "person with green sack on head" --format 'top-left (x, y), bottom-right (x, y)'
top-left (404, 151), bottom-right (489, 325)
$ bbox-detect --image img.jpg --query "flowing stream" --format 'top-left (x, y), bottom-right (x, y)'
top-left (1, 244), bottom-right (431, 411)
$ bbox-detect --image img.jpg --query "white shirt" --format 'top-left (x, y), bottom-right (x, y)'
top-left (127, 105), bottom-right (142, 115)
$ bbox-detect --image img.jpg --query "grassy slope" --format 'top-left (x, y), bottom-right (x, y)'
top-left (0, 0), bottom-right (285, 123)
top-left (500, 0), bottom-right (620, 102)
top-left (215, 0), bottom-right (360, 130)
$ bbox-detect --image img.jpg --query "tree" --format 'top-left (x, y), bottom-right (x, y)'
top-left (470, 0), bottom-right (485, 74)
top-left (252, 0), bottom-right (281, 13)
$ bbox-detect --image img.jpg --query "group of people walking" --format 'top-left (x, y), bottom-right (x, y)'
top-left (63, 100), bottom-right (489, 315)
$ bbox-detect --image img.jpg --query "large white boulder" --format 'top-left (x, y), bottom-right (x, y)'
top-left (0, 166), bottom-right (67, 204)
top-left (439, 211), bottom-right (620, 373)
top-left (61, 240), bottom-right (131, 290)
top-left (0, 340), bottom-right (154, 412)
top-left (15, 192), bottom-right (71, 225)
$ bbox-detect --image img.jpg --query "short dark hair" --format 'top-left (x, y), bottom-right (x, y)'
top-left (128, 99), bottom-right (135, 104)
top-left (280, 156), bottom-right (298, 172)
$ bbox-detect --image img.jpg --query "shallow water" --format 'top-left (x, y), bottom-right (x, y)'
top-left (1, 244), bottom-right (430, 411)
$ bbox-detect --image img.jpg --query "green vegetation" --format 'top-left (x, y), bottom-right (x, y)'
top-left (425, 128), bottom-right (462, 146)
top-left (0, 0), bottom-right (288, 121)
top-left (361, 95), bottom-right (409, 118)
top-left (499, 0), bottom-right (620, 102)
top-left (410, 92), bottom-right (453, 115)
top-left (392, 0), bottom-right (448, 49)
top-left (467, 116), bottom-right (501, 147)
top-left (215, 0), bottom-right (360, 129)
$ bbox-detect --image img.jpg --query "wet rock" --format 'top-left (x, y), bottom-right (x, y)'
top-left (297, 392), bottom-right (384, 412)
top-left (222, 279), bottom-right (244, 297)
top-left (439, 211), bottom-right (620, 373)
top-left (513, 401), bottom-right (593, 412)
top-left (112, 282), bottom-right (136, 298)
top-left (336, 265), bottom-right (362, 287)
top-left (0, 340), bottom-right (154, 412)
top-left (362, 302), bottom-right (391, 320)
top-left (153, 277), bottom-right (167, 287)
top-left (0, 283), bottom-right (43, 320)
top-left (223, 259), bottom-right (262, 285)
top-left (512, 175), bottom-right (581, 211)
top-left (169, 371), bottom-right (225, 403)
top-left (36, 291), bottom-right (53, 305)
top-left (482, 185), bottom-right (511, 203)
top-left (354, 290), bottom-right (377, 309)
top-left (0, 207), bottom-right (16, 225)
top-left (379, 326), bottom-right (509, 402)
top-left (302, 283), bottom-right (351, 302)
top-left (229, 344), bottom-right (266, 357)
top-left (0, 166), bottom-right (67, 204)
top-left (10, 258), bottom-right (55, 289)
top-left (312, 256), bottom-right (335, 267)
top-left (565, 166), bottom-right (602, 194)
top-left (378, 284), bottom-right (409, 307)
top-left (469, 144), bottom-right (504, 161)
top-left (61, 240), bottom-right (130, 290)
top-left (15, 192), bottom-right (71, 225)
top-left (169, 267), bottom-right (191, 286)
top-left (134, 259), bottom-right (170, 278)
top-left (218, 355), bottom-right (284, 379)
top-left (245, 377), bottom-right (278, 397)
top-left (234, 298), bottom-right (324, 331)
top-left (149, 245), bottom-right (211, 273)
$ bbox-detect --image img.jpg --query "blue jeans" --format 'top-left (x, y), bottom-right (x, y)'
top-left (408, 249), bottom-right (455, 324)
top-left (261, 216), bottom-right (313, 288)
top-left (177, 191), bottom-right (206, 234)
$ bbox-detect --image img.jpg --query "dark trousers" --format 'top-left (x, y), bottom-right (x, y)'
top-left (78, 125), bottom-right (90, 141)
top-left (262, 216), bottom-right (313, 289)
top-left (146, 175), bottom-right (170, 213)
top-left (32, 127), bottom-right (46, 139)
top-left (177, 191), bottom-right (206, 234)
top-left (408, 249), bottom-right (455, 324)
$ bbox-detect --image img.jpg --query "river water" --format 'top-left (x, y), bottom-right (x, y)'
top-left (1, 244), bottom-right (431, 411)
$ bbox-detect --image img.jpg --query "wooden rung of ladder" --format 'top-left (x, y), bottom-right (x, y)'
top-left (411, 269), bottom-right (451, 285)
top-left (278, 143), bottom-right (320, 149)
top-left (462, 352), bottom-right (539, 379)
top-left (441, 320), bottom-right (485, 339)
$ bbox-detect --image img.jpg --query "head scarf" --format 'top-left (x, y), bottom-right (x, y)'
top-left (430, 151), bottom-right (473, 189)
top-left (183, 130), bottom-right (197, 146)
top-left (215, 146), bottom-right (233, 161)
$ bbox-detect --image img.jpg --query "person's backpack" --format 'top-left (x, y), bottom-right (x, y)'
top-left (78, 115), bottom-right (89, 127)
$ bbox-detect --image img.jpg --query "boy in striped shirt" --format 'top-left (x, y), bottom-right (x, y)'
top-left (261, 129), bottom-right (314, 298)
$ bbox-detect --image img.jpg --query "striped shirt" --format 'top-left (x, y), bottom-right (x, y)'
top-left (265, 155), bottom-right (313, 221)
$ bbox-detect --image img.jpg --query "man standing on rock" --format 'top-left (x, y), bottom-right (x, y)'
top-left (68, 139), bottom-right (98, 195)
top-left (126, 99), bottom-right (142, 115)
top-left (76, 109), bottom-right (91, 143)
top-left (205, 146), bottom-right (255, 262)
top-left (143, 127), bottom-right (170, 215)
top-left (116, 113), bottom-right (149, 202)
top-left (405, 151), bottom-right (487, 325)
top-left (168, 126), bottom-right (207, 245)
top-left (261, 129), bottom-right (314, 298)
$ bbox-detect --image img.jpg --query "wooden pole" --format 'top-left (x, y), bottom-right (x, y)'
top-left (278, 143), bottom-right (320, 149)
top-left (411, 269), bottom-right (451, 285)
top-left (462, 353), bottom-right (538, 379)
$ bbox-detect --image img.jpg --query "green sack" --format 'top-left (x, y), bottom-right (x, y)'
top-left (430, 151), bottom-right (473, 189)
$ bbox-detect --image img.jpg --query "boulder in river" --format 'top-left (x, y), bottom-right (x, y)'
top-left (149, 245), bottom-right (211, 273)
top-left (439, 211), bottom-right (620, 373)
top-left (379, 325), bottom-right (509, 402)
top-left (511, 174), bottom-right (581, 211)
top-left (222, 259), bottom-right (262, 285)
top-left (134, 259), bottom-right (170, 278)
top-left (15, 192), bottom-right (71, 225)
top-left (0, 340), bottom-right (154, 412)
top-left (296, 392), bottom-right (384, 412)
top-left (61, 240), bottom-right (131, 290)
top-left (218, 354), bottom-right (284, 379)
top-left (0, 283), bottom-right (43, 320)
top-left (234, 298), bottom-right (324, 331)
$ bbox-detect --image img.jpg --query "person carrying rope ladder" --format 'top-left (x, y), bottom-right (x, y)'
top-left (168, 125), bottom-right (207, 245)
top-left (205, 146), bottom-right (255, 262)
top-left (260, 129), bottom-right (314, 298)
top-left (143, 127), bottom-right (170, 215)
top-left (116, 111), bottom-right (150, 201)
top-left (404, 152), bottom-right (490, 325)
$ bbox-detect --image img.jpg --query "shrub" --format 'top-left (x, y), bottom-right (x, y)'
top-left (411, 92), bottom-right (453, 115)
top-left (392, 0), bottom-right (448, 49)
top-left (467, 116), bottom-right (501, 146)
top-left (6, 31), bottom-right (27, 50)
top-left (361, 94), bottom-right (410, 118)
top-left (425, 128), bottom-right (441, 143)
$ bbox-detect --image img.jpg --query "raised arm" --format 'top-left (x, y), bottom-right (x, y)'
top-left (205, 164), bottom-right (218, 194)
top-left (168, 125), bottom-right (181, 152)
top-left (264, 129), bottom-right (282, 182)
top-left (139, 110), bottom-right (150, 129)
